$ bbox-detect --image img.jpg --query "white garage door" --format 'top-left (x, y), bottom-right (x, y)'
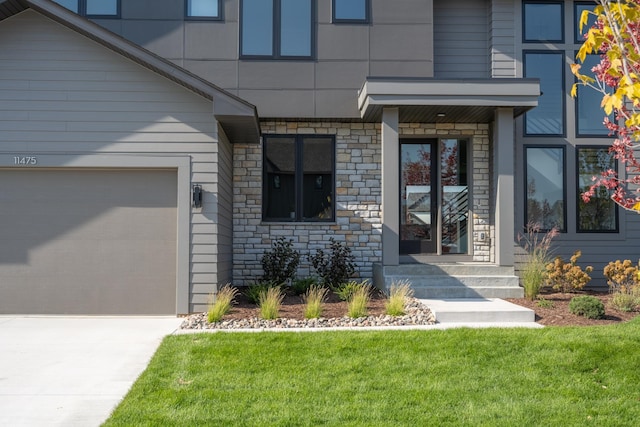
top-left (0, 169), bottom-right (177, 314)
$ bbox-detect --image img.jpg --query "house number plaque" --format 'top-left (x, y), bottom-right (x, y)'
top-left (13, 156), bottom-right (37, 165)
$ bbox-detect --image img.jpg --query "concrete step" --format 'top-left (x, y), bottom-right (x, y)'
top-left (413, 285), bottom-right (524, 299)
top-left (421, 298), bottom-right (536, 323)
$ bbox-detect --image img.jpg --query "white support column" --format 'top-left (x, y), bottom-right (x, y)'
top-left (381, 107), bottom-right (400, 266)
top-left (494, 107), bottom-right (515, 266)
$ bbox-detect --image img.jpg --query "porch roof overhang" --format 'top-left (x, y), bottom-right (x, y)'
top-left (358, 77), bottom-right (541, 123)
top-left (0, 0), bottom-right (260, 143)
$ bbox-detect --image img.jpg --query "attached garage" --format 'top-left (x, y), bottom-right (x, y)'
top-left (0, 169), bottom-right (178, 315)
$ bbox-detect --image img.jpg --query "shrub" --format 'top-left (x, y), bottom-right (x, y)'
top-left (291, 277), bottom-right (317, 296)
top-left (569, 295), bottom-right (605, 319)
top-left (335, 280), bottom-right (368, 301)
top-left (309, 238), bottom-right (356, 289)
top-left (518, 222), bottom-right (558, 300)
top-left (207, 284), bottom-right (238, 323)
top-left (302, 285), bottom-right (328, 319)
top-left (347, 282), bottom-right (371, 319)
top-left (536, 297), bottom-right (554, 309)
top-left (261, 237), bottom-right (300, 286)
top-left (545, 251), bottom-right (593, 293)
top-left (385, 280), bottom-right (414, 316)
top-left (609, 291), bottom-right (640, 312)
top-left (603, 259), bottom-right (640, 294)
top-left (258, 286), bottom-right (284, 320)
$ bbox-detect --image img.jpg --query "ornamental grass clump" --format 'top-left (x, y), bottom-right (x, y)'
top-left (546, 250), bottom-right (593, 293)
top-left (604, 259), bottom-right (640, 312)
top-left (347, 281), bottom-right (371, 319)
top-left (258, 286), bottom-right (284, 320)
top-left (518, 222), bottom-right (558, 300)
top-left (302, 285), bottom-right (328, 319)
top-left (207, 284), bottom-right (238, 323)
top-left (385, 280), bottom-right (414, 316)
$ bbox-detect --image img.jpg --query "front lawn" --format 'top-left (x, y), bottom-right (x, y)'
top-left (105, 320), bottom-right (640, 426)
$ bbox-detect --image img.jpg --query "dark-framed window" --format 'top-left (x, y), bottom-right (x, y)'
top-left (53, 0), bottom-right (120, 18)
top-left (240, 0), bottom-right (314, 59)
top-left (333, 0), bottom-right (369, 23)
top-left (263, 135), bottom-right (334, 222)
top-left (525, 146), bottom-right (567, 231)
top-left (577, 146), bottom-right (618, 232)
top-left (575, 1), bottom-right (598, 43)
top-left (524, 51), bottom-right (565, 136)
top-left (186, 0), bottom-right (222, 20)
top-left (576, 53), bottom-right (613, 137)
top-left (523, 1), bottom-right (564, 43)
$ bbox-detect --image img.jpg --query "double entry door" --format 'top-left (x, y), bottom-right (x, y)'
top-left (399, 139), bottom-right (469, 255)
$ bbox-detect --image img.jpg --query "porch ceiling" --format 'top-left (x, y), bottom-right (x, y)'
top-left (358, 77), bottom-right (541, 123)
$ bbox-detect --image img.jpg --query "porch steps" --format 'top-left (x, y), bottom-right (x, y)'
top-left (373, 263), bottom-right (524, 299)
top-left (420, 298), bottom-right (536, 324)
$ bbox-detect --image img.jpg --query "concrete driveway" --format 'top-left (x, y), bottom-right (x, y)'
top-left (0, 316), bottom-right (182, 427)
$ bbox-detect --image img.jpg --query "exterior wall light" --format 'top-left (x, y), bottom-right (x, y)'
top-left (192, 184), bottom-right (203, 208)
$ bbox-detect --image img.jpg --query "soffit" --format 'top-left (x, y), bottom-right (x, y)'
top-left (358, 78), bottom-right (541, 123)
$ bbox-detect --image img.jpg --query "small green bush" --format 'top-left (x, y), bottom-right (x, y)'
top-left (261, 237), bottom-right (300, 285)
top-left (569, 295), bottom-right (605, 319)
top-left (302, 285), bottom-right (328, 319)
top-left (207, 284), bottom-right (238, 323)
top-left (536, 298), bottom-right (554, 309)
top-left (291, 277), bottom-right (317, 296)
top-left (258, 286), bottom-right (285, 320)
top-left (609, 291), bottom-right (640, 312)
top-left (309, 238), bottom-right (356, 289)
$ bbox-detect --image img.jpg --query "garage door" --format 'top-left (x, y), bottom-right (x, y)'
top-left (0, 169), bottom-right (177, 315)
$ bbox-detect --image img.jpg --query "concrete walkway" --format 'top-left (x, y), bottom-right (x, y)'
top-left (0, 316), bottom-right (183, 427)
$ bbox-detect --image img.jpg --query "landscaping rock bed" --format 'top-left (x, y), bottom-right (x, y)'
top-left (180, 297), bottom-right (436, 330)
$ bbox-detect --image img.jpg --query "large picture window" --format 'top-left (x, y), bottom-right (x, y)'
top-left (53, 0), bottom-right (119, 17)
top-left (241, 0), bottom-right (314, 59)
top-left (263, 135), bottom-right (334, 222)
top-left (577, 146), bottom-right (618, 232)
top-left (525, 146), bottom-right (566, 231)
top-left (333, 0), bottom-right (369, 23)
top-left (523, 1), bottom-right (564, 42)
top-left (524, 52), bottom-right (565, 136)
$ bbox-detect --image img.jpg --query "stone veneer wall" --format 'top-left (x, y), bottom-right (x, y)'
top-left (232, 121), bottom-right (493, 286)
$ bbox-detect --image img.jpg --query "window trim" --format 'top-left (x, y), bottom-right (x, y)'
top-left (185, 0), bottom-right (223, 21)
top-left (524, 145), bottom-right (567, 232)
top-left (575, 145), bottom-right (619, 233)
top-left (262, 134), bottom-right (335, 222)
top-left (523, 50), bottom-right (566, 137)
top-left (522, 0), bottom-right (565, 43)
top-left (332, 0), bottom-right (370, 24)
top-left (240, 0), bottom-right (316, 60)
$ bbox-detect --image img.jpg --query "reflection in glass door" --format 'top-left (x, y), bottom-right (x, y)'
top-left (400, 141), bottom-right (436, 254)
top-left (400, 139), bottom-right (469, 255)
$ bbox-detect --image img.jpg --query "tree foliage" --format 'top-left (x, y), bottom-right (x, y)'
top-left (572, 0), bottom-right (640, 212)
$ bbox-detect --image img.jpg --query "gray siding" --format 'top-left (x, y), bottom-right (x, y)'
top-left (490, 0), bottom-right (517, 77)
top-left (0, 11), bottom-right (223, 312)
top-left (91, 0), bottom-right (435, 119)
top-left (434, 0), bottom-right (489, 79)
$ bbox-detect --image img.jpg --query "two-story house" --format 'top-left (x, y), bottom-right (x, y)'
top-left (0, 0), bottom-right (636, 315)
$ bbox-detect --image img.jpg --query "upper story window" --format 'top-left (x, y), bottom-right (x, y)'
top-left (524, 51), bottom-right (565, 136)
top-left (333, 0), bottom-right (369, 23)
top-left (240, 0), bottom-right (314, 59)
top-left (263, 135), bottom-right (334, 222)
top-left (186, 0), bottom-right (222, 20)
top-left (523, 1), bottom-right (564, 43)
top-left (53, 0), bottom-right (120, 18)
top-left (576, 54), bottom-right (612, 137)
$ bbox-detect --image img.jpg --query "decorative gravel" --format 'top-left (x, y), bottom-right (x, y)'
top-left (180, 298), bottom-right (436, 330)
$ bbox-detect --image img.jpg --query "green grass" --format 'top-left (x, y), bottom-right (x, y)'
top-left (258, 286), bottom-right (284, 320)
top-left (302, 285), bottom-right (328, 319)
top-left (104, 319), bottom-right (640, 426)
top-left (347, 282), bottom-right (371, 318)
top-left (207, 284), bottom-right (238, 323)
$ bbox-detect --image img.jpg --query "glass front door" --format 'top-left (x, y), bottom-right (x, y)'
top-left (400, 139), bottom-right (469, 255)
